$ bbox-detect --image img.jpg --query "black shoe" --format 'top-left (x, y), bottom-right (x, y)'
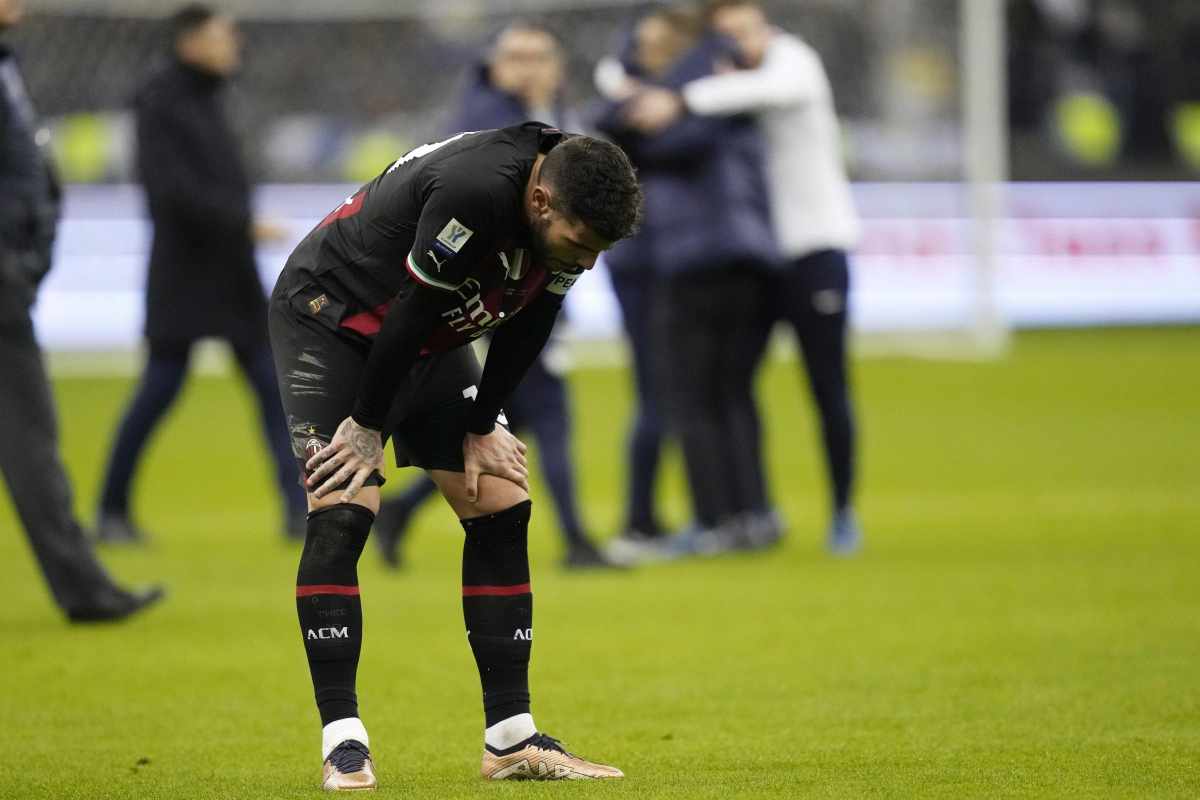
top-left (373, 501), bottom-right (414, 569)
top-left (95, 513), bottom-right (149, 546)
top-left (67, 585), bottom-right (165, 624)
top-left (563, 538), bottom-right (626, 570)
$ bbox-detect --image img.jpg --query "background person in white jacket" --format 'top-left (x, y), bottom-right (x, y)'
top-left (624, 0), bottom-right (863, 554)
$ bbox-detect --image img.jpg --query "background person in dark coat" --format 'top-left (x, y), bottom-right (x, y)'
top-left (371, 21), bottom-right (618, 570)
top-left (590, 10), bottom-right (696, 563)
top-left (0, 0), bottom-right (161, 621)
top-left (95, 4), bottom-right (305, 543)
top-left (625, 0), bottom-right (865, 554)
top-left (596, 7), bottom-right (782, 557)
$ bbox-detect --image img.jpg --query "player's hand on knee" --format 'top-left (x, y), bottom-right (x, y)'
top-left (306, 416), bottom-right (385, 503)
top-left (463, 428), bottom-right (529, 502)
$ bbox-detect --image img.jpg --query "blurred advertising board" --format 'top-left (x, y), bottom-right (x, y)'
top-left (35, 182), bottom-right (1200, 350)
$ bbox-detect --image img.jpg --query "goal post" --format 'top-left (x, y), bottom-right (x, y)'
top-left (960, 0), bottom-right (1012, 356)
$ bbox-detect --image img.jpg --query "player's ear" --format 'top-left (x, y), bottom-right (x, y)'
top-left (530, 183), bottom-right (554, 218)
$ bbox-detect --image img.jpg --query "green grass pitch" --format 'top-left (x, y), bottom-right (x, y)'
top-left (1, 327), bottom-right (1198, 799)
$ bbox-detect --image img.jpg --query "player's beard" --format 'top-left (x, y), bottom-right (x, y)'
top-left (529, 215), bottom-right (571, 272)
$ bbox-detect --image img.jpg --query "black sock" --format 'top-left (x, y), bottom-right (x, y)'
top-left (296, 504), bottom-right (372, 726)
top-left (461, 500), bottom-right (534, 727)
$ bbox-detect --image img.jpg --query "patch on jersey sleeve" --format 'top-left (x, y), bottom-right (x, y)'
top-left (436, 218), bottom-right (474, 253)
top-left (546, 270), bottom-right (581, 296)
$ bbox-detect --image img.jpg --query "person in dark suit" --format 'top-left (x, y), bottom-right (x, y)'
top-left (0, 0), bottom-right (162, 621)
top-left (95, 4), bottom-right (306, 543)
top-left (372, 22), bottom-right (618, 570)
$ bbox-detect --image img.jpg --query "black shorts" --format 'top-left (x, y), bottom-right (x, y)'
top-left (268, 287), bottom-right (488, 488)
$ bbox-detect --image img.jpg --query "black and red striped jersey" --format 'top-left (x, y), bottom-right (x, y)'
top-left (279, 123), bottom-right (581, 354)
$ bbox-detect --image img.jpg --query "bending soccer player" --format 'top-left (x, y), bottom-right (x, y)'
top-left (269, 124), bottom-right (641, 790)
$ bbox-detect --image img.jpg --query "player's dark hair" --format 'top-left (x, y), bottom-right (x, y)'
top-left (540, 136), bottom-right (643, 243)
top-left (494, 19), bottom-right (564, 53)
top-left (659, 4), bottom-right (705, 37)
top-left (169, 3), bottom-right (217, 46)
top-left (703, 0), bottom-right (764, 21)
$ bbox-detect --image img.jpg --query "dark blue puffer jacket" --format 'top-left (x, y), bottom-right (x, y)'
top-left (595, 34), bottom-right (779, 277)
top-left (444, 62), bottom-right (577, 135)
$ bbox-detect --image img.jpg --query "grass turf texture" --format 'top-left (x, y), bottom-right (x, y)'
top-left (1, 326), bottom-right (1198, 799)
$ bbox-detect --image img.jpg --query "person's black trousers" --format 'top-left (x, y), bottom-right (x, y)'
top-left (0, 309), bottom-right (120, 610)
top-left (608, 269), bottom-right (666, 534)
top-left (98, 336), bottom-right (306, 521)
top-left (655, 266), bottom-right (773, 528)
top-left (775, 249), bottom-right (856, 514)
top-left (504, 358), bottom-right (587, 545)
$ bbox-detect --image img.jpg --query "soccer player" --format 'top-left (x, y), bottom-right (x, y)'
top-left (269, 124), bottom-right (641, 789)
top-left (372, 22), bottom-right (619, 571)
top-left (625, 0), bottom-right (864, 553)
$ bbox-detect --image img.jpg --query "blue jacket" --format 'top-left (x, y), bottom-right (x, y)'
top-left (595, 34), bottom-right (779, 277)
top-left (444, 62), bottom-right (577, 135)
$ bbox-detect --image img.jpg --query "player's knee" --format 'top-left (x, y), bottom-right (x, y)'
top-left (430, 471), bottom-right (530, 518)
top-left (476, 478), bottom-right (531, 515)
top-left (297, 503), bottom-right (373, 584)
top-left (307, 486), bottom-right (381, 515)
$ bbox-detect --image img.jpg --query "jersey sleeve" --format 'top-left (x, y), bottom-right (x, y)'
top-left (405, 171), bottom-right (501, 292)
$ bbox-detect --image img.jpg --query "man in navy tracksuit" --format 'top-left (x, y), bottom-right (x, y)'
top-left (372, 21), bottom-right (616, 570)
top-left (596, 9), bottom-right (782, 557)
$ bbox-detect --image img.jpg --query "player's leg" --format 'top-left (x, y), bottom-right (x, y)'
top-left (95, 338), bottom-right (192, 543)
top-left (228, 337), bottom-right (309, 539)
top-left (429, 470), bottom-right (622, 779)
top-left (782, 250), bottom-right (860, 553)
top-left (434, 467), bottom-right (534, 755)
top-left (269, 295), bottom-right (383, 790)
top-left (608, 269), bottom-right (666, 543)
top-left (392, 347), bottom-right (621, 780)
top-left (297, 488), bottom-right (380, 790)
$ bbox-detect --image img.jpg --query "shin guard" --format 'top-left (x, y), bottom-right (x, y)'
top-left (296, 504), bottom-right (372, 726)
top-left (461, 500), bottom-right (534, 727)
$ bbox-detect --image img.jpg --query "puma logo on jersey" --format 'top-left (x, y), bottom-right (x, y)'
top-left (426, 249), bottom-right (447, 272)
top-left (498, 249), bottom-right (528, 280)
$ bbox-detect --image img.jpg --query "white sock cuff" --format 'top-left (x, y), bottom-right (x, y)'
top-left (322, 717), bottom-right (369, 761)
top-left (484, 713), bottom-right (537, 750)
